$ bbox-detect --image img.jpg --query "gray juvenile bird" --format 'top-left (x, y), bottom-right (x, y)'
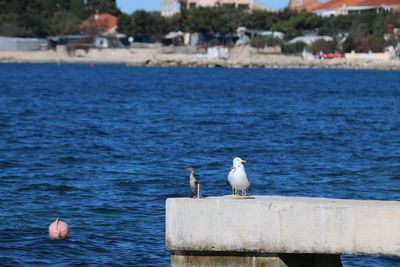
top-left (187, 167), bottom-right (200, 198)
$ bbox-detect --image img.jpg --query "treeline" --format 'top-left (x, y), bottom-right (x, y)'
top-left (117, 7), bottom-right (400, 39)
top-left (117, 8), bottom-right (304, 41)
top-left (117, 7), bottom-right (400, 52)
top-left (0, 0), bottom-right (120, 37)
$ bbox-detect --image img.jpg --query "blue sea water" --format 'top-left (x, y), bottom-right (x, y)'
top-left (0, 63), bottom-right (399, 266)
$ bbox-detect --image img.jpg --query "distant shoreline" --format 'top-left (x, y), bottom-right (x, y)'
top-left (1, 46), bottom-right (400, 70)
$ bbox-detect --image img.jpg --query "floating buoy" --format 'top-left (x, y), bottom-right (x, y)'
top-left (48, 218), bottom-right (69, 239)
top-left (90, 63), bottom-right (94, 68)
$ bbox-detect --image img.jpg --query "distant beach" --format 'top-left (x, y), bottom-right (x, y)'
top-left (1, 46), bottom-right (400, 70)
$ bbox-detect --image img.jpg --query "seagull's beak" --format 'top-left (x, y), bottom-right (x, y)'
top-left (230, 167), bottom-right (236, 170)
top-left (241, 160), bottom-right (247, 163)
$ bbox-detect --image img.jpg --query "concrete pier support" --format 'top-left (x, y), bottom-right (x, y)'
top-left (171, 251), bottom-right (342, 267)
top-left (166, 196), bottom-right (400, 266)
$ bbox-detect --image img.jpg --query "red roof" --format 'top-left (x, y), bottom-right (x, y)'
top-left (305, 1), bottom-right (324, 10)
top-left (313, 0), bottom-right (350, 10)
top-left (288, 0), bottom-right (322, 11)
top-left (357, 0), bottom-right (400, 5)
top-left (80, 13), bottom-right (118, 33)
top-left (314, 0), bottom-right (400, 10)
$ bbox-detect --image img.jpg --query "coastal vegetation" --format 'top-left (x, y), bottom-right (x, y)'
top-left (0, 1), bottom-right (399, 53)
top-left (123, 7), bottom-right (397, 53)
top-left (0, 0), bottom-right (120, 37)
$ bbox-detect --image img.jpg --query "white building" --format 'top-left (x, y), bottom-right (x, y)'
top-left (161, 0), bottom-right (275, 17)
top-left (312, 0), bottom-right (400, 17)
top-left (161, 0), bottom-right (180, 17)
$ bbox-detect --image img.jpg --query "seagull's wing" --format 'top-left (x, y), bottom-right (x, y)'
top-left (227, 169), bottom-right (234, 185)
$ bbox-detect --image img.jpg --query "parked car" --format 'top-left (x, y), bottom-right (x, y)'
top-left (321, 53), bottom-right (345, 59)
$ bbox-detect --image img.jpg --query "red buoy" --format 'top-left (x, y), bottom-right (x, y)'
top-left (48, 218), bottom-right (69, 239)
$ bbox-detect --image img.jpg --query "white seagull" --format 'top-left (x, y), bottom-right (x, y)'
top-left (227, 157), bottom-right (250, 197)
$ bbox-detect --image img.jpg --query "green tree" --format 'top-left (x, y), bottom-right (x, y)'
top-left (129, 10), bottom-right (169, 40)
top-left (148, 11), bottom-right (169, 40)
top-left (272, 11), bottom-right (321, 32)
top-left (211, 7), bottom-right (242, 33)
top-left (131, 10), bottom-right (153, 34)
top-left (243, 11), bottom-right (279, 30)
top-left (342, 36), bottom-right (358, 52)
top-left (278, 8), bottom-right (299, 21)
top-left (0, 12), bottom-right (25, 36)
top-left (85, 0), bottom-right (120, 17)
top-left (71, 0), bottom-right (85, 19)
top-left (48, 10), bottom-right (80, 35)
top-left (117, 12), bottom-right (133, 35)
top-left (0, 0), bottom-right (85, 36)
top-left (185, 6), bottom-right (245, 33)
top-left (186, 7), bottom-right (218, 33)
top-left (167, 13), bottom-right (185, 32)
top-left (21, 0), bottom-right (47, 36)
top-left (0, 0), bottom-right (14, 13)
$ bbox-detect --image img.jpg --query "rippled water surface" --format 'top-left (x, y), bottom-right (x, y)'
top-left (0, 64), bottom-right (399, 266)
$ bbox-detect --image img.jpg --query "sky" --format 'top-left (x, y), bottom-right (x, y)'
top-left (116, 0), bottom-right (297, 14)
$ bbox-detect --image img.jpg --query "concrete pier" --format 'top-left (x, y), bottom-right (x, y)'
top-left (166, 196), bottom-right (400, 266)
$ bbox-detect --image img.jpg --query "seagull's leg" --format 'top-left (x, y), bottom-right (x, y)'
top-left (232, 188), bottom-right (238, 198)
top-left (232, 188), bottom-right (239, 199)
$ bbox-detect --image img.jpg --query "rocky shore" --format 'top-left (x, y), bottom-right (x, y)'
top-left (1, 46), bottom-right (400, 70)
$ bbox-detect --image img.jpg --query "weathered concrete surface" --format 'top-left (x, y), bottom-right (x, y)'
top-left (171, 251), bottom-right (287, 267)
top-left (166, 196), bottom-right (400, 257)
top-left (171, 251), bottom-right (342, 267)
